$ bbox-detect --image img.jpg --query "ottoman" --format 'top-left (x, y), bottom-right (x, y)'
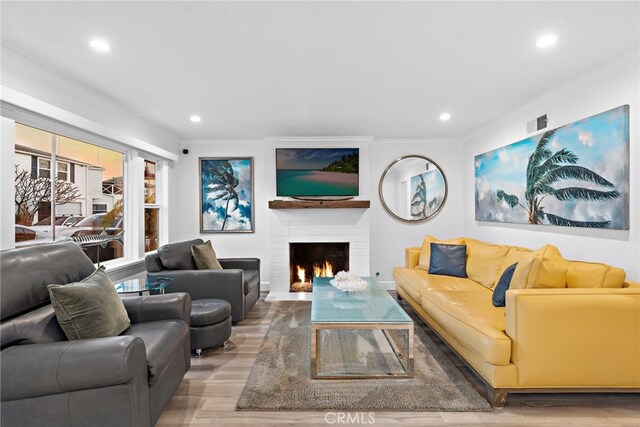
top-left (190, 299), bottom-right (232, 357)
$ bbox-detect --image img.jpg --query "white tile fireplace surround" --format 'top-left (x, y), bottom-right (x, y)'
top-left (267, 208), bottom-right (370, 300)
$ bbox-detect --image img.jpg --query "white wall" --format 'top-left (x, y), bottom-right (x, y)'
top-left (462, 63), bottom-right (639, 280)
top-left (370, 140), bottom-right (464, 283)
top-left (178, 138), bottom-right (465, 288)
top-left (178, 140), bottom-right (272, 283)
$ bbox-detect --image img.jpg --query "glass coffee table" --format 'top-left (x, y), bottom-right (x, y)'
top-left (115, 277), bottom-right (173, 296)
top-left (310, 277), bottom-right (414, 379)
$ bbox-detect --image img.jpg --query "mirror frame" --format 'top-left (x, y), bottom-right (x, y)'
top-left (378, 155), bottom-right (448, 223)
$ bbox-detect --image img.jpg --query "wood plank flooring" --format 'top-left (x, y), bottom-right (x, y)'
top-left (157, 293), bottom-right (640, 426)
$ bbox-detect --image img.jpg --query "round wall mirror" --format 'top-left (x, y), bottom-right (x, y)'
top-left (378, 155), bottom-right (448, 223)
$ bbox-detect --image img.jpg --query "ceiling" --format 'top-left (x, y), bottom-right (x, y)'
top-left (1, 1), bottom-right (638, 140)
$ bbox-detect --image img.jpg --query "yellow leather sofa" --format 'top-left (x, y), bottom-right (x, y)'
top-left (393, 236), bottom-right (640, 406)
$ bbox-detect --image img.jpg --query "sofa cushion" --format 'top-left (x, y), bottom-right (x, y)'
top-left (124, 320), bottom-right (189, 386)
top-left (429, 243), bottom-right (467, 278)
top-left (1, 241), bottom-right (96, 322)
top-left (48, 267), bottom-right (130, 340)
top-left (493, 246), bottom-right (532, 287)
top-left (190, 299), bottom-right (231, 326)
top-left (493, 244), bottom-right (561, 287)
top-left (191, 240), bottom-right (223, 270)
top-left (243, 270), bottom-right (260, 295)
top-left (465, 238), bottom-right (510, 288)
top-left (510, 253), bottom-right (567, 290)
top-left (421, 290), bottom-right (511, 366)
top-left (417, 236), bottom-right (465, 271)
top-left (0, 305), bottom-right (67, 349)
top-left (158, 239), bottom-right (203, 270)
top-left (492, 263), bottom-right (517, 307)
top-left (393, 267), bottom-right (481, 302)
top-left (565, 261), bottom-right (626, 288)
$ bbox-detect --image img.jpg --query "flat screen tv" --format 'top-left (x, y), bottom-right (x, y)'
top-left (276, 148), bottom-right (359, 197)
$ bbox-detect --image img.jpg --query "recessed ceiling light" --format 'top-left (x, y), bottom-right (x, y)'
top-left (439, 113), bottom-right (451, 121)
top-left (536, 33), bottom-right (558, 49)
top-left (89, 38), bottom-right (111, 52)
top-left (190, 115), bottom-right (202, 123)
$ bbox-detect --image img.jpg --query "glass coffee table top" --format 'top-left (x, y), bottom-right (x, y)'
top-left (115, 277), bottom-right (173, 295)
top-left (311, 276), bottom-right (412, 324)
top-left (310, 276), bottom-right (414, 379)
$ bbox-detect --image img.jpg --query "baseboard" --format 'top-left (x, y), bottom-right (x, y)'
top-left (377, 280), bottom-right (396, 290)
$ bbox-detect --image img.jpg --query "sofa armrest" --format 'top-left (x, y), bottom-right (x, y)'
top-left (219, 257), bottom-right (260, 271)
top-left (1, 336), bottom-right (148, 401)
top-left (505, 288), bottom-right (640, 387)
top-left (121, 293), bottom-right (191, 324)
top-left (148, 270), bottom-right (246, 321)
top-left (405, 247), bottom-right (421, 268)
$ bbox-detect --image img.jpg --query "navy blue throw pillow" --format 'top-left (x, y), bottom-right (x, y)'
top-left (492, 263), bottom-right (518, 307)
top-left (429, 243), bottom-right (467, 278)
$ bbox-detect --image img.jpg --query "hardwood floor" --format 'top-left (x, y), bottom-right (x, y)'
top-left (157, 293), bottom-right (640, 426)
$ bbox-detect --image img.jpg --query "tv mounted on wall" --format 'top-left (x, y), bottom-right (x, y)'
top-left (276, 148), bottom-right (359, 197)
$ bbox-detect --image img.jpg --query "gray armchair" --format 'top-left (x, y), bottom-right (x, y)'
top-left (1, 242), bottom-right (191, 427)
top-left (145, 239), bottom-right (260, 323)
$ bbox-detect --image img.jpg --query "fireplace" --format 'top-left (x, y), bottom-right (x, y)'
top-left (289, 242), bottom-right (349, 292)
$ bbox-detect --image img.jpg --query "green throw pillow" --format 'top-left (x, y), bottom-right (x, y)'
top-left (48, 267), bottom-right (131, 340)
top-left (191, 240), bottom-right (223, 270)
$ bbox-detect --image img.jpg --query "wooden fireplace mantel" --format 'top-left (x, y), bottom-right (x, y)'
top-left (268, 200), bottom-right (370, 209)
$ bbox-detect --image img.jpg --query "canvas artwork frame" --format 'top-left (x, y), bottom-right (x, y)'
top-left (199, 157), bottom-right (254, 233)
top-left (474, 105), bottom-right (629, 230)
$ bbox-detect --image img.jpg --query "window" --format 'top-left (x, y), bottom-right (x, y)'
top-left (37, 160), bottom-right (68, 180)
top-left (14, 123), bottom-right (125, 264)
top-left (38, 158), bottom-right (51, 178)
top-left (57, 162), bottom-right (69, 181)
top-left (144, 160), bottom-right (156, 204)
top-left (144, 160), bottom-right (159, 252)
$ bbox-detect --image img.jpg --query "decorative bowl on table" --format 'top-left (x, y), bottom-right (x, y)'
top-left (329, 271), bottom-right (368, 293)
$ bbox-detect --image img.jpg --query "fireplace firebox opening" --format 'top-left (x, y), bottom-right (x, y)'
top-left (289, 242), bottom-right (349, 292)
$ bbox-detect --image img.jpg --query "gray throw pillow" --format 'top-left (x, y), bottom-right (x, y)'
top-left (191, 240), bottom-right (223, 270)
top-left (48, 267), bottom-right (131, 340)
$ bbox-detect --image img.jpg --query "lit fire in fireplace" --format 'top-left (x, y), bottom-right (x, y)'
top-left (292, 261), bottom-right (334, 291)
top-left (313, 261), bottom-right (333, 279)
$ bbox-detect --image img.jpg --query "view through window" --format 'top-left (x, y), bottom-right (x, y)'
top-left (144, 160), bottom-right (159, 252)
top-left (14, 123), bottom-right (125, 263)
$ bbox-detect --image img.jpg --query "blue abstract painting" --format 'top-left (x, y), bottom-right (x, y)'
top-left (475, 105), bottom-right (629, 229)
top-left (200, 158), bottom-right (254, 232)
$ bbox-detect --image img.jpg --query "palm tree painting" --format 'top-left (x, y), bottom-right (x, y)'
top-left (410, 173), bottom-right (427, 219)
top-left (475, 105), bottom-right (629, 230)
top-left (200, 158), bottom-right (254, 232)
top-left (410, 169), bottom-right (446, 219)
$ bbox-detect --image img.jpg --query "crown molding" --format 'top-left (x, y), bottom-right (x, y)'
top-left (263, 136), bottom-right (375, 143)
top-left (1, 87), bottom-right (179, 161)
top-left (461, 48), bottom-right (640, 145)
